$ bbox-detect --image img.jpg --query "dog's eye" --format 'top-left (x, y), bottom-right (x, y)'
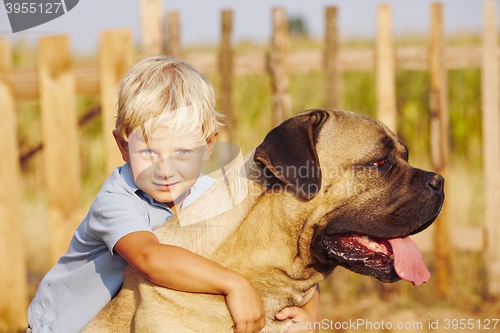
top-left (372, 159), bottom-right (386, 167)
top-left (371, 158), bottom-right (392, 171)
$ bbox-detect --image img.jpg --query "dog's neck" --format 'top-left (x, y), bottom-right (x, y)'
top-left (154, 150), bottom-right (324, 311)
top-left (154, 150), bottom-right (266, 256)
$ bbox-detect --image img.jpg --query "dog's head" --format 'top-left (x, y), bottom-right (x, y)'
top-left (253, 109), bottom-right (444, 285)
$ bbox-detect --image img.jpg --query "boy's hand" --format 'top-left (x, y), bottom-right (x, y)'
top-left (224, 273), bottom-right (266, 333)
top-left (275, 288), bottom-right (320, 333)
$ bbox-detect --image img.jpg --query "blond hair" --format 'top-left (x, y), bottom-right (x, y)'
top-left (115, 56), bottom-right (223, 142)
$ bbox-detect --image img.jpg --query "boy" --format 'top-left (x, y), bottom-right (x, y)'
top-left (28, 56), bottom-right (319, 333)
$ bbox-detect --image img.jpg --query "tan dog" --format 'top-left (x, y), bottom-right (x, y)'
top-left (83, 109), bottom-right (444, 332)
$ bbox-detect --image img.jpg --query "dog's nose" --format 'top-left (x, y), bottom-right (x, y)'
top-left (428, 174), bottom-right (444, 192)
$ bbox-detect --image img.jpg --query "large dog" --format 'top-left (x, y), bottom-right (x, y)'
top-left (83, 109), bottom-right (444, 332)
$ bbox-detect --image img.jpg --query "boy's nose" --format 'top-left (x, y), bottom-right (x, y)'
top-left (155, 156), bottom-right (175, 180)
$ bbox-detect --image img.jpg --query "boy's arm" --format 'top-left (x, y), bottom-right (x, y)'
top-left (114, 231), bottom-right (265, 333)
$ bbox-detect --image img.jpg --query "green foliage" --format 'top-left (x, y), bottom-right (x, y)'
top-left (342, 71), bottom-right (377, 118)
top-left (77, 95), bottom-right (106, 201)
top-left (213, 67), bottom-right (483, 180)
top-left (396, 70), bottom-right (431, 166)
top-left (290, 72), bottom-right (325, 114)
top-left (288, 16), bottom-right (309, 38)
top-left (448, 69), bottom-right (482, 168)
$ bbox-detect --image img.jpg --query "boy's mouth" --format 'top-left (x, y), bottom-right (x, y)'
top-left (152, 181), bottom-right (179, 190)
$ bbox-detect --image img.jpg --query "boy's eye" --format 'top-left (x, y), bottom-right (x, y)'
top-left (140, 149), bottom-right (156, 156)
top-left (174, 149), bottom-right (191, 155)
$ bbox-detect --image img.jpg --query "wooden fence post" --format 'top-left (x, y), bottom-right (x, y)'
top-left (268, 6), bottom-right (291, 127)
top-left (428, 3), bottom-right (451, 299)
top-left (139, 0), bottom-right (163, 57)
top-left (99, 30), bottom-right (134, 176)
top-left (0, 38), bottom-right (28, 332)
top-left (374, 5), bottom-right (402, 299)
top-left (38, 35), bottom-right (81, 265)
top-left (481, 0), bottom-right (500, 296)
top-left (324, 6), bottom-right (341, 110)
top-left (165, 11), bottom-right (181, 59)
top-left (376, 4), bottom-right (397, 133)
top-left (219, 9), bottom-right (235, 142)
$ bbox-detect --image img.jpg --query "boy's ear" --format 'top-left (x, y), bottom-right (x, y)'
top-left (113, 130), bottom-right (130, 162)
top-left (202, 132), bottom-right (218, 162)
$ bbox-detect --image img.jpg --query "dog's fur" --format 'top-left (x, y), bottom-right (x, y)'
top-left (83, 109), bottom-right (444, 332)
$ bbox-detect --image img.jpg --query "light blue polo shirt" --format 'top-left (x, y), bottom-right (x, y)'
top-left (28, 163), bottom-right (214, 333)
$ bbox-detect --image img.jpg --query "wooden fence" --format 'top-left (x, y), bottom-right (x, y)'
top-left (0, 1), bottom-right (499, 331)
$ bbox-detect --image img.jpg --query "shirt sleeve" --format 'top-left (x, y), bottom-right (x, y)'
top-left (87, 189), bottom-right (153, 254)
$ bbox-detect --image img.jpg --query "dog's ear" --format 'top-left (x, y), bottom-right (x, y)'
top-left (254, 109), bottom-right (330, 200)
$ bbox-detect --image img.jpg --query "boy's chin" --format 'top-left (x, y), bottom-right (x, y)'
top-left (141, 187), bottom-right (189, 208)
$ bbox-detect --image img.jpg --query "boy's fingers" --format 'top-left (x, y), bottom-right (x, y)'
top-left (233, 317), bottom-right (265, 333)
top-left (233, 323), bottom-right (242, 333)
top-left (275, 309), bottom-right (288, 320)
top-left (234, 321), bottom-right (251, 333)
top-left (259, 316), bottom-right (266, 331)
top-left (250, 319), bottom-right (260, 333)
top-left (276, 307), bottom-right (300, 320)
top-left (233, 320), bottom-right (249, 333)
top-left (248, 317), bottom-right (265, 333)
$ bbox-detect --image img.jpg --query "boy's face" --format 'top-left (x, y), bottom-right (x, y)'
top-left (114, 127), bottom-right (213, 210)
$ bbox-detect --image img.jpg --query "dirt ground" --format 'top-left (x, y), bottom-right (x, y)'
top-left (317, 297), bottom-right (500, 333)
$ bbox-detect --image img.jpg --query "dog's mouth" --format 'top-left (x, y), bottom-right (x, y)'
top-left (321, 233), bottom-right (430, 286)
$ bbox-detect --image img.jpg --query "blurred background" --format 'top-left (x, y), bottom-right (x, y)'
top-left (1, 0), bottom-right (499, 332)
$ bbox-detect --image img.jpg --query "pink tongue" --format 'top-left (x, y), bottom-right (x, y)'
top-left (388, 237), bottom-right (430, 286)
